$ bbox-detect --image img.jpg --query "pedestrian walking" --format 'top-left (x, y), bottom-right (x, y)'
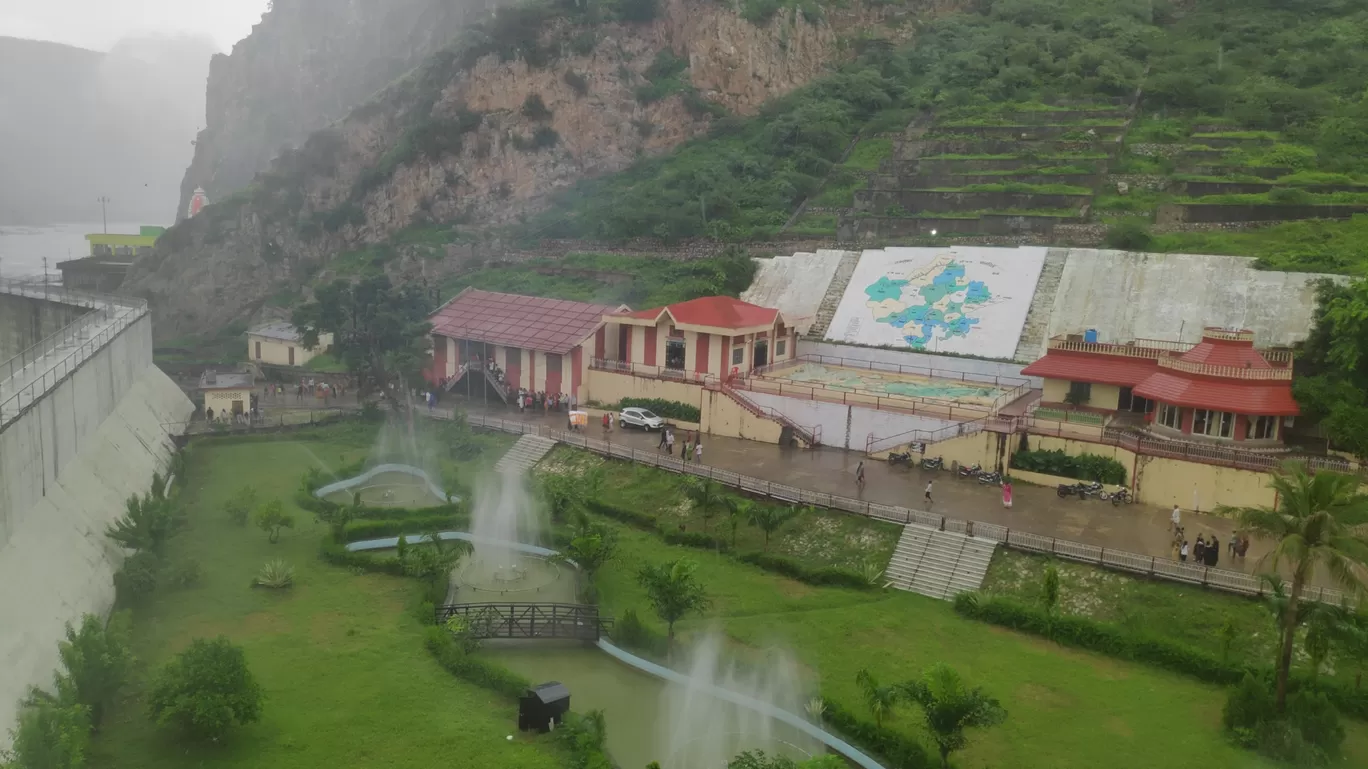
top-left (924, 480), bottom-right (934, 507)
top-left (666, 429), bottom-right (675, 455)
top-left (681, 438), bottom-right (691, 463)
top-left (1228, 531), bottom-right (1239, 557)
top-left (1180, 540), bottom-right (1189, 562)
top-left (694, 441), bottom-right (703, 464)
top-left (1206, 536), bottom-right (1220, 568)
top-left (658, 428), bottom-right (668, 451)
top-left (856, 461), bottom-right (866, 489)
top-left (1194, 535), bottom-right (1206, 564)
top-left (1001, 481), bottom-right (1013, 509)
top-left (1170, 504), bottom-right (1182, 533)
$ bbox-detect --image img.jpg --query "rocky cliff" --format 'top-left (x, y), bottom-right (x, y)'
top-left (176, 0), bottom-right (505, 221)
top-left (131, 0), bottom-right (935, 340)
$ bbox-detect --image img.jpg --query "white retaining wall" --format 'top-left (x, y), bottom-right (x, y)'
top-left (744, 390), bottom-right (957, 451)
top-left (742, 250), bottom-right (848, 334)
top-left (0, 311), bottom-right (192, 742)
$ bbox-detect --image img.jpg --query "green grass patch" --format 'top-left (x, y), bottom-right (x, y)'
top-left (1150, 214), bottom-right (1368, 274)
top-left (302, 351), bottom-right (349, 373)
top-left (786, 210), bottom-right (838, 235)
top-left (1192, 130), bottom-right (1279, 140)
top-left (88, 426), bottom-right (558, 769)
top-left (537, 446), bottom-right (900, 570)
top-left (845, 138), bottom-right (893, 170)
top-left (923, 182), bottom-right (1092, 194)
top-left (594, 528), bottom-right (1368, 769)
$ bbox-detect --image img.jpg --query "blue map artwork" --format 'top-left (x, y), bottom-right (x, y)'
top-left (864, 257), bottom-right (994, 349)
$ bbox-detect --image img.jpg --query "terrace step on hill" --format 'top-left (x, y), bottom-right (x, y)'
top-left (494, 434), bottom-right (558, 474)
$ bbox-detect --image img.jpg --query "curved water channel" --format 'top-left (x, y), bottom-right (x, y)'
top-left (334, 465), bottom-right (884, 769)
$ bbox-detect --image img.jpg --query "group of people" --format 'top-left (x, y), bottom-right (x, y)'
top-left (262, 378), bottom-right (344, 403)
top-left (658, 428), bottom-right (704, 463)
top-left (1170, 505), bottom-right (1250, 566)
top-left (516, 388), bottom-right (574, 414)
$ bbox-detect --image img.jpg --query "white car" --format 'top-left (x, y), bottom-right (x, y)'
top-left (619, 407), bottom-right (664, 430)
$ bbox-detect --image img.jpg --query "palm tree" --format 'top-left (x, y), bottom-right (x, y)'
top-left (724, 497), bottom-right (752, 549)
top-left (636, 557), bottom-right (711, 646)
top-left (747, 506), bottom-right (796, 551)
top-left (854, 668), bottom-right (899, 729)
top-left (682, 479), bottom-right (726, 533)
top-left (553, 516), bottom-right (618, 600)
top-left (900, 664), bottom-right (1007, 769)
top-left (1218, 463), bottom-right (1368, 711)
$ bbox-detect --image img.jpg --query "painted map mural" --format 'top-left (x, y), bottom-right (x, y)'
top-left (824, 247), bottom-right (1047, 359)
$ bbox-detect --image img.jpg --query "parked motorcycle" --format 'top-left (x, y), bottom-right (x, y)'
top-left (1100, 488), bottom-right (1132, 506)
top-left (1076, 481), bottom-right (1105, 499)
top-left (920, 456), bottom-right (944, 471)
top-left (1056, 483), bottom-right (1080, 498)
top-left (977, 471), bottom-right (1003, 486)
top-left (887, 451), bottom-right (913, 467)
top-left (958, 463), bottom-right (983, 478)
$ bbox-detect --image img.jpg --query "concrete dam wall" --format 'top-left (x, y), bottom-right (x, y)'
top-left (0, 289), bottom-right (91, 360)
top-left (0, 287), bottom-right (192, 743)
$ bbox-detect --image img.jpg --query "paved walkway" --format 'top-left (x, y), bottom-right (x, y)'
top-left (446, 397), bottom-right (1271, 576)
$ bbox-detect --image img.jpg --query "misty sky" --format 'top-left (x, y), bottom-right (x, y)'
top-left (2, 0), bottom-right (269, 52)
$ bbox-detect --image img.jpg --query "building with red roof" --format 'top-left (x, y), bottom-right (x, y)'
top-left (605, 296), bottom-right (796, 379)
top-left (427, 288), bottom-right (625, 399)
top-left (1022, 328), bottom-right (1297, 445)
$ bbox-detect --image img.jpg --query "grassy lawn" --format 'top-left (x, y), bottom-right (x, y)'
top-left (537, 446), bottom-right (902, 570)
top-left (981, 549), bottom-right (1368, 688)
top-left (594, 522), bottom-right (1368, 769)
top-left (89, 427), bottom-right (559, 769)
top-left (303, 351), bottom-right (349, 373)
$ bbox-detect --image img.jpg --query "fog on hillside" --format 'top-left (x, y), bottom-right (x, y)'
top-left (0, 34), bottom-right (215, 226)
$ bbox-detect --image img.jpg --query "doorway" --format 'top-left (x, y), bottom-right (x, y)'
top-left (753, 339), bottom-right (768, 369)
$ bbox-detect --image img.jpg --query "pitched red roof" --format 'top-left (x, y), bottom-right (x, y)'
top-left (1020, 352), bottom-right (1157, 387)
top-left (1133, 372), bottom-right (1300, 415)
top-left (615, 296), bottom-right (779, 330)
top-left (1179, 338), bottom-right (1273, 369)
top-left (429, 289), bottom-right (620, 354)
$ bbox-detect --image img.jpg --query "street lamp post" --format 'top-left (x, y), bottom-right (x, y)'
top-left (97, 196), bottom-right (111, 233)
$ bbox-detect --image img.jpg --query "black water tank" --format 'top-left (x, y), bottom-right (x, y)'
top-left (518, 681), bottom-right (570, 733)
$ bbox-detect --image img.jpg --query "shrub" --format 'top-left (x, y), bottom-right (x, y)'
top-left (342, 514), bottom-right (469, 542)
top-left (423, 626), bottom-right (529, 698)
top-left (522, 93), bottom-right (552, 121)
top-left (617, 397), bottom-right (702, 423)
top-left (318, 540), bottom-right (408, 577)
top-left (224, 485), bottom-right (257, 526)
top-left (58, 612), bottom-right (132, 729)
top-left (1010, 448), bottom-right (1126, 485)
top-left (8, 683), bottom-right (91, 769)
top-left (147, 637), bottom-right (262, 741)
top-left (1223, 673), bottom-right (1276, 733)
top-left (617, 0), bottom-right (658, 23)
top-left (611, 608), bottom-right (668, 657)
top-left (1225, 675), bottom-right (1345, 764)
top-left (1102, 219), bottom-right (1154, 251)
top-left (736, 551), bottom-right (872, 590)
top-left (114, 551), bottom-right (160, 605)
top-left (563, 69), bottom-right (590, 97)
top-left (166, 559), bottom-right (202, 589)
top-left (253, 559), bottom-right (295, 589)
top-left (254, 499), bottom-right (295, 543)
top-left (821, 698), bottom-right (934, 769)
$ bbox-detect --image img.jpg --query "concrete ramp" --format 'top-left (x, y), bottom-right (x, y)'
top-left (494, 434), bottom-right (558, 473)
top-left (1045, 249), bottom-right (1342, 348)
top-left (884, 524), bottom-right (996, 600)
top-left (742, 250), bottom-right (846, 334)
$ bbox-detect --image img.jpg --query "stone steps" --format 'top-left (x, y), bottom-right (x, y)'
top-left (493, 434), bottom-right (558, 474)
top-left (1012, 247), bottom-right (1070, 363)
top-left (806, 249), bottom-right (862, 340)
top-left (884, 524), bottom-right (998, 601)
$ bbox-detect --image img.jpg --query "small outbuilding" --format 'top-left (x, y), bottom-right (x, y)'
top-left (518, 681), bottom-right (570, 733)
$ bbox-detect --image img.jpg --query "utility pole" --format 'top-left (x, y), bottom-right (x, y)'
top-left (97, 196), bottom-right (111, 233)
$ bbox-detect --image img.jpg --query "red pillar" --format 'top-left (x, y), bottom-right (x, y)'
top-left (594, 327), bottom-right (605, 359)
top-left (695, 333), bottom-right (711, 375)
top-left (1180, 408), bottom-right (1194, 435)
top-left (571, 346), bottom-right (583, 395)
top-left (719, 335), bottom-right (730, 378)
top-left (1234, 414), bottom-right (1248, 442)
top-left (644, 326), bottom-right (657, 367)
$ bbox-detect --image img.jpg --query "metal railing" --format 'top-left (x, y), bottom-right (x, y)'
top-left (1045, 335), bottom-right (1293, 365)
top-left (455, 411), bottom-right (1356, 607)
top-left (729, 375), bottom-right (999, 426)
top-left (718, 382), bottom-right (821, 447)
top-left (590, 358), bottom-right (716, 385)
top-left (1156, 355), bottom-right (1293, 380)
top-left (775, 353), bottom-right (1031, 389)
top-left (1, 282), bottom-right (148, 428)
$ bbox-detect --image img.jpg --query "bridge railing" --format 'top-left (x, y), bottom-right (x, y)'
top-left (0, 281), bottom-right (148, 428)
top-left (435, 602), bottom-right (613, 640)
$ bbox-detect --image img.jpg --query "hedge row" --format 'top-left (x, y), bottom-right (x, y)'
top-left (295, 489), bottom-right (467, 522)
top-left (423, 626), bottom-right (529, 699)
top-left (618, 397), bottom-right (701, 423)
top-left (586, 500), bottom-right (872, 590)
top-left (821, 698), bottom-right (933, 769)
top-left (318, 539), bottom-right (408, 577)
top-left (1010, 447), bottom-right (1126, 485)
top-left (953, 593), bottom-right (1368, 720)
top-left (342, 514), bottom-right (470, 543)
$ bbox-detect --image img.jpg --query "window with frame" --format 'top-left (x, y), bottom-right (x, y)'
top-left (776, 339), bottom-right (787, 357)
top-left (1067, 380), bottom-right (1091, 403)
top-left (1157, 402), bottom-right (1181, 429)
top-left (1250, 415), bottom-right (1279, 440)
top-left (731, 347), bottom-right (744, 365)
top-left (1193, 409), bottom-right (1234, 438)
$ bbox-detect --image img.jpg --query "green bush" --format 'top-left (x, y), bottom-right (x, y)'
top-left (736, 551), bottom-right (871, 590)
top-left (821, 698), bottom-right (934, 769)
top-left (1223, 673), bottom-right (1277, 733)
top-left (319, 540), bottom-right (408, 577)
top-left (1102, 219), bottom-right (1154, 251)
top-left (611, 608), bottom-right (669, 657)
top-left (521, 93), bottom-right (552, 121)
top-left (1224, 674), bottom-right (1345, 765)
top-left (563, 69), bottom-right (590, 96)
top-left (114, 551), bottom-right (160, 605)
top-left (342, 514), bottom-right (469, 543)
top-left (423, 626), bottom-right (529, 698)
top-left (147, 637), bottom-right (262, 741)
top-left (1010, 448), bottom-right (1126, 484)
top-left (617, 398), bottom-right (702, 422)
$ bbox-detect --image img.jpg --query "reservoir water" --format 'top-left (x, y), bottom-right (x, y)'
top-left (0, 222), bottom-right (156, 279)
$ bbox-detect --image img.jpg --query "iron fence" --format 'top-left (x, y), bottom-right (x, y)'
top-left (458, 411), bottom-right (1358, 608)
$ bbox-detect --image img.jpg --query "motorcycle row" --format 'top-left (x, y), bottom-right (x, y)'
top-left (887, 453), bottom-right (1133, 505)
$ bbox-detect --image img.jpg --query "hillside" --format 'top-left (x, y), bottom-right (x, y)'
top-left (125, 0), bottom-right (926, 339)
top-left (175, 0), bottom-right (511, 222)
top-left (0, 35), bottom-right (213, 225)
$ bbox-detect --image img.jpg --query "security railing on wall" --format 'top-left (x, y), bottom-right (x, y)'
top-left (458, 411), bottom-right (1356, 608)
top-left (0, 281), bottom-right (147, 428)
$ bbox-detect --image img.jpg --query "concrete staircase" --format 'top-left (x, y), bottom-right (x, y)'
top-left (807, 249), bottom-right (863, 340)
top-left (493, 434), bottom-right (558, 473)
top-left (1011, 247), bottom-right (1071, 363)
top-left (884, 525), bottom-right (997, 601)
